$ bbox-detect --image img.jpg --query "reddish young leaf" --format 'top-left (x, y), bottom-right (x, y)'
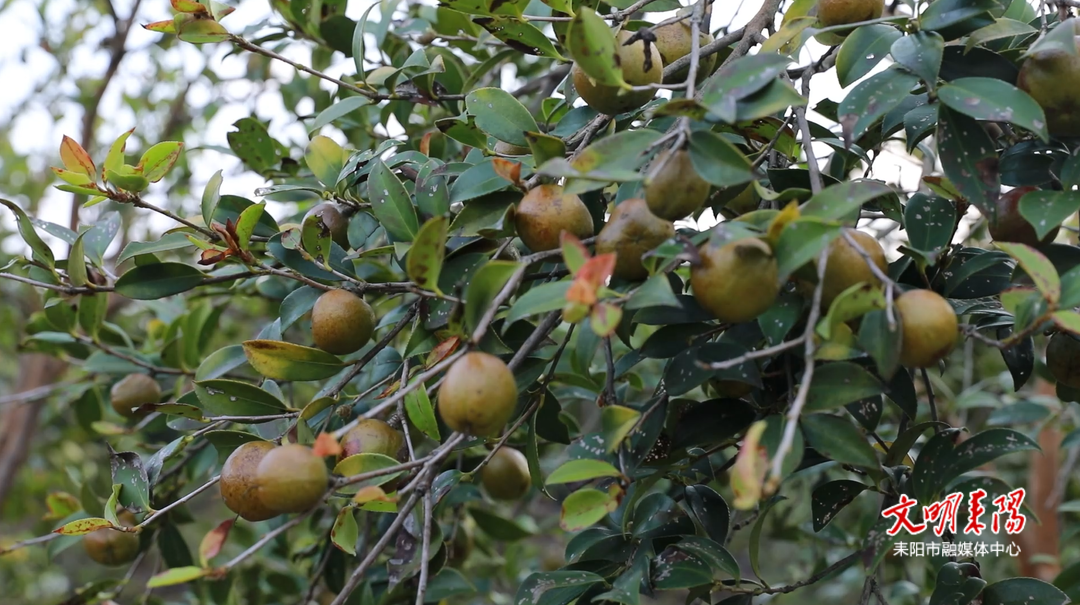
top-left (59, 136), bottom-right (96, 178)
top-left (420, 131), bottom-right (435, 157)
top-left (312, 432), bottom-right (343, 458)
top-left (492, 158), bottom-right (522, 187)
top-left (376, 380), bottom-right (401, 399)
top-left (566, 253), bottom-right (616, 306)
top-left (198, 519), bottom-right (234, 567)
top-left (426, 336), bottom-right (461, 368)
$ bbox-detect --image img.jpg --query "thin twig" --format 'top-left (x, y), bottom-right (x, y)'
top-left (414, 490), bottom-right (434, 605)
top-left (767, 246), bottom-right (829, 489)
top-left (223, 507), bottom-right (315, 569)
top-left (699, 336), bottom-right (807, 371)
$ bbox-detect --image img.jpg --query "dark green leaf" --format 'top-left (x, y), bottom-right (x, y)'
top-left (114, 262), bottom-right (204, 299)
top-left (368, 159), bottom-right (420, 242)
top-left (836, 25), bottom-right (903, 88)
top-left (938, 77), bottom-right (1048, 141)
top-left (801, 413), bottom-right (879, 469)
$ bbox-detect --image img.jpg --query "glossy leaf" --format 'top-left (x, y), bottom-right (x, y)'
top-left (466, 87), bottom-right (539, 146)
top-left (242, 340), bottom-right (347, 381)
top-left (566, 8), bottom-right (624, 87)
top-left (114, 262), bottom-right (204, 299)
top-left (938, 77), bottom-right (1048, 141)
top-left (547, 459), bottom-right (621, 485)
top-left (406, 216), bottom-right (447, 292)
top-left (836, 25), bottom-right (902, 88)
top-left (1019, 190), bottom-right (1080, 240)
top-left (368, 159), bottom-right (420, 242)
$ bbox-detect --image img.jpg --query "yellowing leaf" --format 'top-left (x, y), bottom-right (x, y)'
top-left (147, 566), bottom-right (206, 588)
top-left (53, 517), bottom-right (114, 536)
top-left (732, 421), bottom-right (768, 510)
top-left (59, 135), bottom-right (96, 178)
top-left (242, 340), bottom-right (347, 381)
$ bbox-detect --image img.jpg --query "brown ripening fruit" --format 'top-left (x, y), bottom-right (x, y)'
top-left (339, 418), bottom-right (405, 460)
top-left (818, 0), bottom-right (885, 27)
top-left (1018, 20), bottom-right (1080, 137)
top-left (896, 290), bottom-right (958, 368)
top-left (515, 184), bottom-right (595, 252)
top-left (691, 238), bottom-right (779, 323)
top-left (989, 187), bottom-right (1059, 247)
top-left (311, 289), bottom-right (376, 355)
top-left (481, 447), bottom-right (531, 500)
top-left (84, 510), bottom-right (139, 566)
top-left (255, 444), bottom-right (328, 515)
top-left (438, 352), bottom-right (518, 437)
top-left (220, 441), bottom-right (278, 522)
top-left (572, 30), bottom-right (663, 116)
top-left (652, 21), bottom-right (716, 84)
top-left (110, 373), bottom-right (161, 418)
top-left (644, 148), bottom-right (711, 221)
top-left (820, 229), bottom-right (889, 308)
top-left (304, 202), bottom-right (350, 249)
top-left (595, 198), bottom-right (675, 281)
top-left (1046, 332), bottom-right (1080, 388)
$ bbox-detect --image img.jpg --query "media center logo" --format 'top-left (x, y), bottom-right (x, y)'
top-left (881, 488), bottom-right (1027, 558)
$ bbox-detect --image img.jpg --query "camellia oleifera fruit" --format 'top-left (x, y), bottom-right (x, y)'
top-left (110, 373), bottom-right (161, 418)
top-left (644, 148), bottom-right (710, 221)
top-left (304, 202), bottom-right (350, 249)
top-left (339, 418), bottom-right (405, 460)
top-left (1046, 332), bottom-right (1080, 388)
top-left (820, 229), bottom-right (888, 307)
top-left (572, 29), bottom-right (663, 116)
top-left (896, 289), bottom-right (958, 368)
top-left (481, 447), bottom-right (531, 500)
top-left (438, 352), bottom-right (518, 437)
top-left (817, 0), bottom-right (885, 27)
top-left (255, 444), bottom-right (328, 514)
top-left (311, 289), bottom-right (376, 355)
top-left (1018, 19), bottom-right (1080, 137)
top-left (514, 184), bottom-right (594, 252)
top-left (989, 186), bottom-right (1059, 247)
top-left (84, 510), bottom-right (139, 566)
top-left (595, 198), bottom-right (675, 281)
top-left (652, 21), bottom-right (716, 83)
top-left (691, 237), bottom-right (779, 323)
top-left (220, 441), bottom-right (278, 522)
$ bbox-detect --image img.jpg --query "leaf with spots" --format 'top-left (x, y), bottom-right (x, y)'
top-left (684, 484), bottom-right (730, 544)
top-left (331, 506), bottom-right (358, 555)
top-left (137, 141), bottom-right (184, 182)
top-left (406, 216), bottom-right (447, 293)
top-left (904, 192), bottom-right (956, 256)
top-left (566, 7), bottom-right (625, 88)
top-left (514, 571), bottom-right (606, 605)
top-left (938, 77), bottom-right (1048, 142)
top-left (368, 159), bottom-right (420, 242)
top-left (837, 66), bottom-right (920, 147)
top-left (801, 179), bottom-right (894, 224)
top-left (930, 562), bottom-right (986, 605)
top-left (474, 17), bottom-right (565, 60)
top-left (806, 361), bottom-right (886, 412)
top-left (811, 480), bottom-right (869, 531)
top-left (835, 24), bottom-right (902, 88)
top-left (227, 117), bottom-right (280, 174)
top-left (997, 242), bottom-right (1060, 305)
top-left (801, 413), bottom-right (879, 470)
top-left (1019, 190), bottom-right (1080, 240)
top-left (937, 105), bottom-right (1000, 220)
top-left (982, 577), bottom-right (1069, 605)
top-left (700, 52), bottom-right (792, 124)
top-left (890, 31), bottom-right (944, 89)
top-left (560, 484), bottom-right (623, 531)
top-left (53, 516), bottom-right (114, 535)
top-left (109, 447), bottom-right (151, 512)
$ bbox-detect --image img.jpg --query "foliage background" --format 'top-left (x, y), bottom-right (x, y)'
top-left (0, 0), bottom-right (1077, 604)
